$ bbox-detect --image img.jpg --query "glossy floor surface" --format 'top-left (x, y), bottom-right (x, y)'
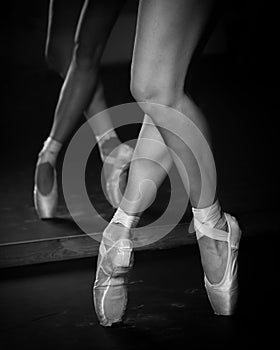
top-left (1, 236), bottom-right (279, 349)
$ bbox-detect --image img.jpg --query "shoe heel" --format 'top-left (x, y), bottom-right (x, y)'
top-left (34, 165), bottom-right (58, 219)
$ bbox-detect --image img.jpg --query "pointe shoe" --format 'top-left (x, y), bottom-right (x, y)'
top-left (93, 223), bottom-right (133, 327)
top-left (194, 214), bottom-right (242, 315)
top-left (33, 141), bottom-right (59, 219)
top-left (102, 144), bottom-right (133, 208)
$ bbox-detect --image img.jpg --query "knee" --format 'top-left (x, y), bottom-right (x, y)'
top-left (130, 74), bottom-right (181, 114)
top-left (130, 73), bottom-right (208, 134)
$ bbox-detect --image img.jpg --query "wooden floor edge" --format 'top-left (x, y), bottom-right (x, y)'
top-left (1, 214), bottom-right (278, 269)
top-left (0, 223), bottom-right (195, 268)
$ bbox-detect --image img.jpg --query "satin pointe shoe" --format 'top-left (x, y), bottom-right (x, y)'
top-left (102, 144), bottom-right (134, 208)
top-left (33, 139), bottom-right (60, 219)
top-left (93, 223), bottom-right (133, 327)
top-left (194, 213), bottom-right (242, 315)
top-left (34, 152), bottom-right (57, 219)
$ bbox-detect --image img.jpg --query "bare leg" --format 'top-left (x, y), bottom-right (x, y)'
top-left (37, 0), bottom-right (125, 190)
top-left (35, 0), bottom-right (129, 213)
top-left (128, 0), bottom-right (227, 284)
top-left (46, 0), bottom-right (126, 144)
top-left (93, 0), bottom-right (240, 325)
top-left (120, 114), bottom-right (172, 216)
top-left (93, 111), bottom-right (173, 326)
top-left (45, 0), bottom-right (83, 78)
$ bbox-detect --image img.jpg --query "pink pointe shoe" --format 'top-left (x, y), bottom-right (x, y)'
top-left (93, 223), bottom-right (133, 326)
top-left (194, 213), bottom-right (242, 315)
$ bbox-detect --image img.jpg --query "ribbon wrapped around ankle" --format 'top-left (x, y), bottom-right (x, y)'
top-left (192, 200), bottom-right (223, 240)
top-left (39, 137), bottom-right (62, 166)
top-left (95, 129), bottom-right (117, 147)
top-left (95, 129), bottom-right (118, 161)
top-left (111, 207), bottom-right (139, 229)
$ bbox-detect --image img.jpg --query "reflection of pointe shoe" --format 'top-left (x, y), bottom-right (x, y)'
top-left (103, 144), bottom-right (133, 208)
top-left (93, 223), bottom-right (133, 327)
top-left (34, 154), bottom-right (57, 219)
top-left (194, 214), bottom-right (242, 315)
top-left (33, 138), bottom-right (61, 219)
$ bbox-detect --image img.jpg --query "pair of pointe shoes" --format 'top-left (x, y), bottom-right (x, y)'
top-left (93, 213), bottom-right (242, 326)
top-left (34, 143), bottom-right (134, 218)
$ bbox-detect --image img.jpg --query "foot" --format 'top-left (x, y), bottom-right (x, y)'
top-left (35, 162), bottom-right (55, 196)
top-left (93, 222), bottom-right (133, 326)
top-left (34, 137), bottom-right (61, 219)
top-left (100, 137), bottom-right (123, 191)
top-left (34, 151), bottom-right (58, 219)
top-left (100, 140), bottom-right (134, 208)
top-left (197, 236), bottom-right (228, 284)
top-left (194, 214), bottom-right (241, 315)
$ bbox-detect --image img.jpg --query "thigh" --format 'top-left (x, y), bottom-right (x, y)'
top-left (132, 0), bottom-right (216, 92)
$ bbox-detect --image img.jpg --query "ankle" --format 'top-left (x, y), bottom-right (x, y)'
top-left (192, 200), bottom-right (228, 230)
top-left (39, 137), bottom-right (62, 165)
top-left (214, 214), bottom-right (228, 232)
top-left (111, 207), bottom-right (140, 229)
top-left (100, 137), bottom-right (121, 158)
top-left (96, 130), bottom-right (120, 160)
top-left (42, 137), bottom-right (62, 153)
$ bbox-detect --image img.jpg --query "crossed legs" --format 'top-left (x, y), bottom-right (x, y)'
top-left (94, 0), bottom-right (242, 326)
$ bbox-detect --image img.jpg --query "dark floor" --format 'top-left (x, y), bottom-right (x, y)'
top-left (0, 235), bottom-right (279, 350)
